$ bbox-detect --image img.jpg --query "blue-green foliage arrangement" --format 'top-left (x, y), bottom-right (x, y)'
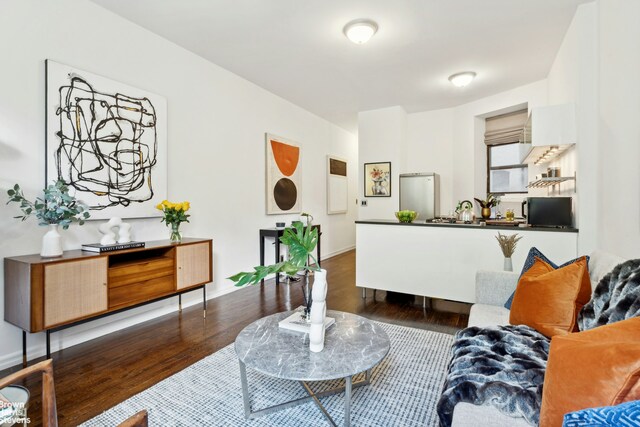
top-left (7, 180), bottom-right (90, 229)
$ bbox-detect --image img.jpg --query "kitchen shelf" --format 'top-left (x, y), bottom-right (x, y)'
top-left (527, 176), bottom-right (575, 188)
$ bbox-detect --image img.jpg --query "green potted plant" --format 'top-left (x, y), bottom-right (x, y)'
top-left (474, 194), bottom-right (500, 219)
top-left (229, 218), bottom-right (319, 319)
top-left (7, 180), bottom-right (90, 257)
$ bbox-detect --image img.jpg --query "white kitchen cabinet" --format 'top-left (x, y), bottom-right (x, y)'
top-left (521, 103), bottom-right (576, 165)
top-left (356, 221), bottom-right (578, 303)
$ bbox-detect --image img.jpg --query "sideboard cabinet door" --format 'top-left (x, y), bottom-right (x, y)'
top-left (176, 243), bottom-right (212, 290)
top-left (44, 258), bottom-right (108, 327)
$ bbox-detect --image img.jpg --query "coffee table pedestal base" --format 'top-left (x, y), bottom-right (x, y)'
top-left (239, 360), bottom-right (371, 427)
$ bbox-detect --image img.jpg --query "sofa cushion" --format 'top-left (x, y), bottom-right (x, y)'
top-left (578, 258), bottom-right (640, 331)
top-left (509, 257), bottom-right (591, 337)
top-left (562, 400), bottom-right (640, 427)
top-left (452, 402), bottom-right (532, 427)
top-left (437, 325), bottom-right (549, 427)
top-left (468, 303), bottom-right (510, 328)
top-left (504, 247), bottom-right (589, 309)
top-left (539, 317), bottom-right (640, 427)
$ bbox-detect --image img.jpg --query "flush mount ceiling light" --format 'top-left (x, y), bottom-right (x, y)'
top-left (343, 19), bottom-right (378, 44)
top-left (448, 71), bottom-right (477, 87)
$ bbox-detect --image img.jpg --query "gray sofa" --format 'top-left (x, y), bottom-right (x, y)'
top-left (450, 250), bottom-right (625, 427)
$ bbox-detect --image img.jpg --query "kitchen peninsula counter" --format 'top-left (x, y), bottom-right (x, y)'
top-left (356, 219), bottom-right (579, 303)
top-left (356, 219), bottom-right (578, 232)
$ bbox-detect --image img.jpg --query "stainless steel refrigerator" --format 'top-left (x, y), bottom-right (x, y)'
top-left (399, 173), bottom-right (440, 220)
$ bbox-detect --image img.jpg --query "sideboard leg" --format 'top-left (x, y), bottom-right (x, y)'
top-left (362, 288), bottom-right (366, 299)
top-left (178, 294), bottom-right (182, 312)
top-left (423, 296), bottom-right (427, 309)
top-left (203, 286), bottom-right (207, 318)
top-left (22, 331), bottom-right (27, 367)
top-left (46, 330), bottom-right (51, 359)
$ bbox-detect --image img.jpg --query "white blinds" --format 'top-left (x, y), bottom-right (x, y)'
top-left (484, 109), bottom-right (528, 146)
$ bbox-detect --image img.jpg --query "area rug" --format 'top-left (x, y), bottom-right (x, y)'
top-left (82, 321), bottom-right (454, 426)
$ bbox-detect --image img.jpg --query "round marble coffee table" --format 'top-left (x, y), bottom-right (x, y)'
top-left (235, 310), bottom-right (390, 427)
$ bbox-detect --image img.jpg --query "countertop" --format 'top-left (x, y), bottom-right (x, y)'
top-left (355, 219), bottom-right (578, 233)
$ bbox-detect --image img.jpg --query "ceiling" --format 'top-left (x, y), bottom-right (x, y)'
top-left (91, 0), bottom-right (590, 133)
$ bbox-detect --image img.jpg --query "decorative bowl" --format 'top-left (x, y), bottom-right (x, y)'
top-left (395, 210), bottom-right (418, 223)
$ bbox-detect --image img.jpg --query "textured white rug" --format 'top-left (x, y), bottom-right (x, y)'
top-left (82, 321), bottom-right (454, 426)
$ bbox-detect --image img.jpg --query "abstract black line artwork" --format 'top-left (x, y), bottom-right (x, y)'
top-left (46, 60), bottom-right (167, 219)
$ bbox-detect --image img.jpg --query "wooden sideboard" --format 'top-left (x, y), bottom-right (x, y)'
top-left (4, 238), bottom-right (213, 363)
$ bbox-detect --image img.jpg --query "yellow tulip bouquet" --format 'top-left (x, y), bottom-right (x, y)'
top-left (156, 200), bottom-right (191, 242)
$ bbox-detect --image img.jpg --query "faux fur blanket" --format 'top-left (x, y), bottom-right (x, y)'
top-left (437, 325), bottom-right (549, 427)
top-left (579, 259), bottom-right (640, 331)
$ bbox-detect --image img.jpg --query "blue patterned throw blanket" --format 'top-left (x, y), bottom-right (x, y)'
top-left (578, 259), bottom-right (640, 330)
top-left (437, 325), bottom-right (550, 427)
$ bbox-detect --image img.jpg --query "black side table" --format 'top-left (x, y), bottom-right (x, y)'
top-left (259, 225), bottom-right (321, 285)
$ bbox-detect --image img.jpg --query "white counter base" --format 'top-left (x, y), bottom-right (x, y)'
top-left (356, 222), bottom-right (578, 303)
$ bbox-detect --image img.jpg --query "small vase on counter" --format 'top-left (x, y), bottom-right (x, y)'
top-left (496, 232), bottom-right (522, 272)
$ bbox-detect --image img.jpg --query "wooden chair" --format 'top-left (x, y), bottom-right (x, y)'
top-left (0, 359), bottom-right (147, 427)
top-left (117, 410), bottom-right (148, 427)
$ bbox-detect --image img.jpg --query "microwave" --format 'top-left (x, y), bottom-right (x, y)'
top-left (522, 197), bottom-right (572, 227)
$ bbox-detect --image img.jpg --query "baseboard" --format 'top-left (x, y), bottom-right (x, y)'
top-left (323, 245), bottom-right (355, 260)
top-left (0, 285), bottom-right (237, 371)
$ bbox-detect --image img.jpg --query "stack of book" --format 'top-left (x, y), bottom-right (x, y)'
top-left (81, 241), bottom-right (145, 253)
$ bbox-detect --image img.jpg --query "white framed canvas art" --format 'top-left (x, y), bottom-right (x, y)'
top-left (45, 60), bottom-right (168, 219)
top-left (327, 155), bottom-right (348, 214)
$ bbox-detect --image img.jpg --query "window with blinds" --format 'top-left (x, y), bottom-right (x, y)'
top-left (485, 109), bottom-right (529, 194)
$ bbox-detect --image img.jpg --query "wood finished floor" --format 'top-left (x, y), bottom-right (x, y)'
top-left (1, 249), bottom-right (470, 426)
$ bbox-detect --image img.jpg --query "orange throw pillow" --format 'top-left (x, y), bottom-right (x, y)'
top-left (539, 317), bottom-right (640, 427)
top-left (509, 256), bottom-right (591, 337)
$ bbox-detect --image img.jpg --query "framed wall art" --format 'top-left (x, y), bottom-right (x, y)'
top-left (266, 133), bottom-right (301, 214)
top-left (327, 155), bottom-right (348, 214)
top-left (364, 162), bottom-right (391, 197)
top-left (45, 60), bottom-right (168, 219)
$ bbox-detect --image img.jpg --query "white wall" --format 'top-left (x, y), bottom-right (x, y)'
top-left (407, 108), bottom-right (454, 212)
top-left (450, 80), bottom-right (547, 207)
top-left (0, 0), bottom-right (357, 368)
top-left (357, 106), bottom-right (407, 219)
top-left (546, 2), bottom-right (597, 254)
top-left (359, 81), bottom-right (547, 219)
top-left (597, 0), bottom-right (640, 259)
top-left (358, 0), bottom-right (640, 261)
top-left (544, 0), bottom-right (640, 259)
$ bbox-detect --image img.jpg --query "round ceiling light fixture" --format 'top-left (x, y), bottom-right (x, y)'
top-left (448, 71), bottom-right (477, 87)
top-left (343, 19), bottom-right (378, 44)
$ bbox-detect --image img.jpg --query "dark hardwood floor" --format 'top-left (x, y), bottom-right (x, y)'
top-left (1, 249), bottom-right (469, 426)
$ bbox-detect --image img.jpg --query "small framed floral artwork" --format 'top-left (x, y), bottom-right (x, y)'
top-left (364, 162), bottom-right (391, 197)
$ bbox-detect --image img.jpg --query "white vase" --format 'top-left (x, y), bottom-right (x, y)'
top-left (41, 224), bottom-right (63, 257)
top-left (309, 268), bottom-right (328, 353)
top-left (504, 257), bottom-right (513, 272)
